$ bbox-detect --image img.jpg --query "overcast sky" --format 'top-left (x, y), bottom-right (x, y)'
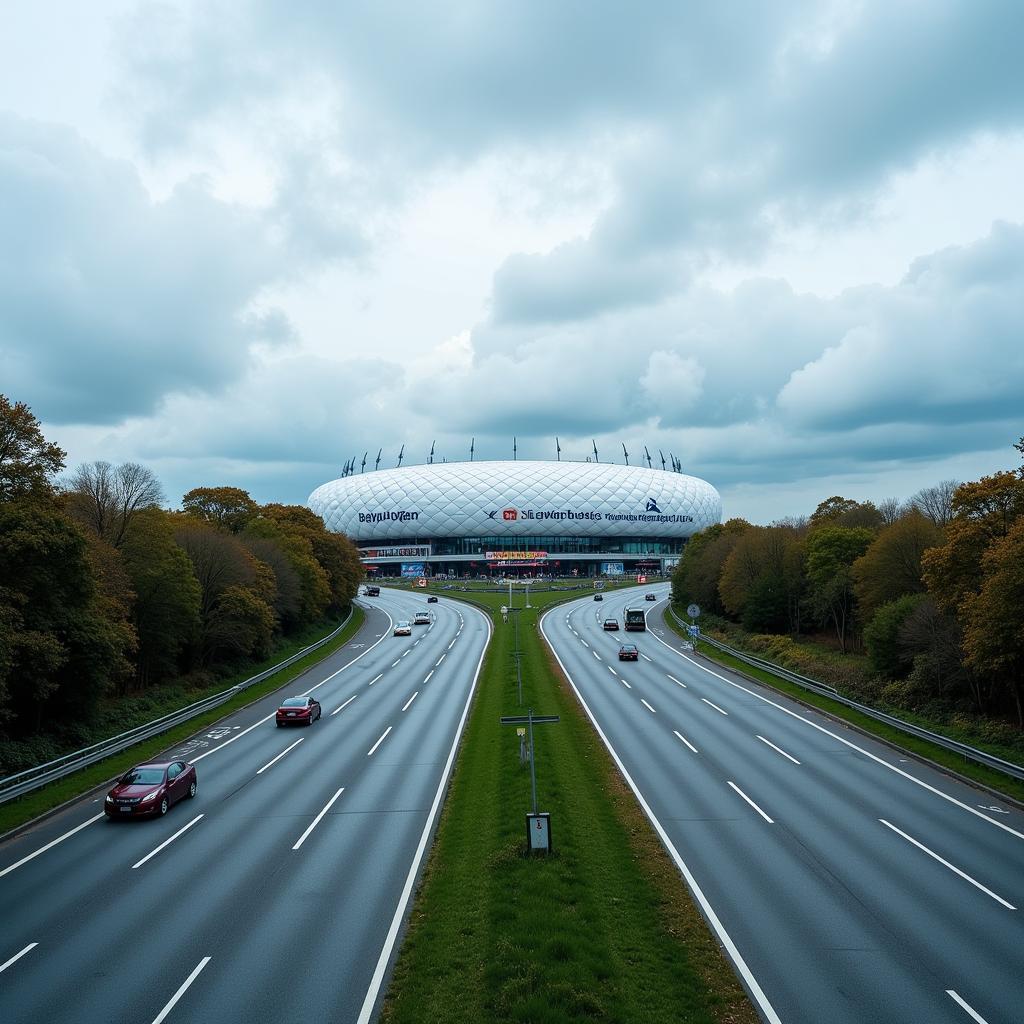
top-left (2, 1), bottom-right (1022, 524)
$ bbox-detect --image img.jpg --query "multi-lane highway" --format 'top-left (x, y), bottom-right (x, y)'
top-left (543, 585), bottom-right (1024, 1024)
top-left (0, 590), bottom-right (489, 1024)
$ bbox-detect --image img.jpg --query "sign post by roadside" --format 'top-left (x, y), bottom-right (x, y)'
top-left (686, 604), bottom-right (701, 651)
top-left (500, 709), bottom-right (559, 853)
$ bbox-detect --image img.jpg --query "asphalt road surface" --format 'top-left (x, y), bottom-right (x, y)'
top-left (542, 585), bottom-right (1024, 1024)
top-left (0, 589), bottom-right (489, 1024)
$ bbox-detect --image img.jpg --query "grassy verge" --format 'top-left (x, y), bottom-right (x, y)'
top-left (0, 608), bottom-right (365, 836)
top-left (663, 611), bottom-right (1024, 805)
top-left (381, 589), bottom-right (756, 1024)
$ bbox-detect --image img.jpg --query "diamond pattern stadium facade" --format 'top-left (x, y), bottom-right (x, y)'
top-left (308, 460), bottom-right (722, 578)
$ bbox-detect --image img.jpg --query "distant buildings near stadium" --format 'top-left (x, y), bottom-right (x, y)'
top-left (307, 460), bottom-right (722, 579)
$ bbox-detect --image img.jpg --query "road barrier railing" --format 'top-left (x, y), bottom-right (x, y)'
top-left (667, 605), bottom-right (1024, 784)
top-left (0, 609), bottom-right (353, 806)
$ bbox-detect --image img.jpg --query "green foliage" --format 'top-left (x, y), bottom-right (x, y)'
top-left (0, 394), bottom-right (66, 500)
top-left (863, 594), bottom-right (925, 678)
top-left (671, 519), bottom-right (749, 615)
top-left (181, 485), bottom-right (259, 532)
top-left (805, 525), bottom-right (874, 653)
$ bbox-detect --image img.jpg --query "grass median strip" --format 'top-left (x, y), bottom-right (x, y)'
top-left (0, 608), bottom-right (365, 836)
top-left (381, 590), bottom-right (756, 1024)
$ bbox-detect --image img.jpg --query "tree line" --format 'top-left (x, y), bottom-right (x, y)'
top-left (0, 395), bottom-right (363, 747)
top-left (671, 441), bottom-right (1024, 728)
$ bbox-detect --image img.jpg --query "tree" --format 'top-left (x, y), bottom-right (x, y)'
top-left (852, 512), bottom-right (942, 622)
top-left (205, 585), bottom-right (276, 662)
top-left (120, 509), bottom-right (201, 687)
top-left (959, 518), bottom-right (1024, 726)
top-left (863, 594), bottom-right (925, 679)
top-left (876, 497), bottom-right (904, 526)
top-left (804, 526), bottom-right (874, 653)
top-left (66, 461), bottom-right (164, 547)
top-left (0, 395), bottom-right (65, 501)
top-left (910, 480), bottom-right (960, 527)
top-left (718, 525), bottom-right (801, 633)
top-left (671, 519), bottom-right (750, 615)
top-left (181, 487), bottom-right (259, 533)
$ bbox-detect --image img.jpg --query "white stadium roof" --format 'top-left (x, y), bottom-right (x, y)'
top-left (308, 460), bottom-right (721, 542)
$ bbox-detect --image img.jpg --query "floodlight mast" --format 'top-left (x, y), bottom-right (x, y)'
top-left (375, 448), bottom-right (382, 472)
top-left (397, 444), bottom-right (404, 468)
top-left (622, 443), bottom-right (629, 466)
top-left (592, 440), bottom-right (599, 463)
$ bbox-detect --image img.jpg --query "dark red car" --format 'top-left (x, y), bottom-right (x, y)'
top-left (105, 761), bottom-right (197, 819)
top-left (618, 644), bottom-right (639, 661)
top-left (276, 695), bottom-right (322, 727)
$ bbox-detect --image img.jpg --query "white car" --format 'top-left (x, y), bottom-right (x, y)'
top-left (393, 621), bottom-right (412, 636)
top-left (413, 612), bottom-right (431, 625)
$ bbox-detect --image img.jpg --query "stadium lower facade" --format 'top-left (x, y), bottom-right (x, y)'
top-left (307, 460), bottom-right (722, 579)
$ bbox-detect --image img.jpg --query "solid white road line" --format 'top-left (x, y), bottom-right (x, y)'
top-left (674, 730), bottom-right (699, 753)
top-left (728, 782), bottom-right (773, 824)
top-left (641, 699), bottom-right (657, 714)
top-left (192, 711), bottom-right (277, 761)
top-left (301, 607), bottom-right (394, 695)
top-left (646, 625), bottom-right (1024, 841)
top-left (0, 942), bottom-right (37, 974)
top-left (292, 788), bottom-right (345, 850)
top-left (0, 813), bottom-right (104, 879)
top-left (435, 654), bottom-right (446, 666)
top-left (132, 815), bottom-right (204, 869)
top-left (607, 666), bottom-right (618, 676)
top-left (879, 820), bottom-right (1016, 909)
top-left (424, 670), bottom-right (434, 683)
top-left (256, 738), bottom-right (304, 775)
top-left (369, 674), bottom-right (383, 686)
top-left (356, 604), bottom-right (492, 1024)
top-left (402, 692), bottom-right (419, 712)
top-left (946, 990), bottom-right (991, 1023)
top-left (331, 693), bottom-right (358, 716)
top-left (150, 957), bottom-right (212, 1024)
top-left (756, 735), bottom-right (801, 765)
top-left (538, 608), bottom-right (782, 1024)
top-left (367, 727), bottom-right (393, 757)
top-left (667, 674), bottom-right (686, 688)
top-left (702, 698), bottom-right (728, 715)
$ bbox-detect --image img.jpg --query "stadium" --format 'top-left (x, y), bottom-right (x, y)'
top-left (308, 460), bottom-right (721, 579)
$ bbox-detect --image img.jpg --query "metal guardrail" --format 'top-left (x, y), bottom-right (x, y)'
top-left (668, 605), bottom-right (1024, 783)
top-left (0, 608), bottom-right (354, 806)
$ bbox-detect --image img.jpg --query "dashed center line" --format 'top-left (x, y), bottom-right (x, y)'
top-left (728, 782), bottom-right (773, 823)
top-left (331, 694), bottom-right (358, 716)
top-left (293, 788), bottom-right (345, 850)
top-left (132, 814), bottom-right (204, 869)
top-left (757, 735), bottom-right (800, 764)
top-left (150, 957), bottom-right (212, 1024)
top-left (0, 942), bottom-right (38, 975)
top-left (424, 670), bottom-right (434, 683)
top-left (391, 660), bottom-right (401, 668)
top-left (367, 727), bottom-right (393, 757)
top-left (592, 651), bottom-right (602, 661)
top-left (946, 990), bottom-right (991, 1023)
top-left (435, 654), bottom-right (446, 667)
top-left (608, 666), bottom-right (618, 676)
top-left (580, 639), bottom-right (589, 648)
top-left (880, 820), bottom-right (1016, 909)
top-left (641, 699), bottom-right (657, 714)
top-left (257, 738), bottom-right (304, 774)
top-left (640, 653), bottom-right (652, 662)
top-left (447, 638), bottom-right (457, 650)
top-left (369, 674), bottom-right (383, 686)
top-left (674, 730), bottom-right (698, 753)
top-left (701, 698), bottom-right (728, 715)
top-left (621, 678), bottom-right (632, 689)
top-left (667, 674), bottom-right (686, 688)
top-left (402, 692), bottom-right (419, 712)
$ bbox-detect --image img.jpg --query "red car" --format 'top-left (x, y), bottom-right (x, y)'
top-left (618, 644), bottom-right (639, 661)
top-left (276, 695), bottom-right (322, 726)
top-left (105, 761), bottom-right (197, 819)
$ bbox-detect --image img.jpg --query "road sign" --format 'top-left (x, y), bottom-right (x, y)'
top-left (417, 578), bottom-right (428, 588)
top-left (637, 575), bottom-right (647, 584)
top-left (687, 604), bottom-right (701, 619)
top-left (526, 812), bottom-right (552, 853)
top-left (687, 624), bottom-right (700, 637)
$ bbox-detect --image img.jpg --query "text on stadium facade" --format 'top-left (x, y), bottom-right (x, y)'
top-left (357, 510), bottom-right (421, 524)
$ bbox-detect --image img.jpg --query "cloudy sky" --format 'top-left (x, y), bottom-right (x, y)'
top-left (2, 1), bottom-right (1022, 524)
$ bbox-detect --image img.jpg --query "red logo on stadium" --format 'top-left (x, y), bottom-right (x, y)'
top-left (502, 508), bottom-right (518, 521)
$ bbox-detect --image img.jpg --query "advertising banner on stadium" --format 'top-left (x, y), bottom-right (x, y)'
top-left (401, 562), bottom-right (426, 577)
top-left (361, 545), bottom-right (432, 559)
top-left (600, 561), bottom-right (625, 576)
top-left (485, 551), bottom-right (548, 561)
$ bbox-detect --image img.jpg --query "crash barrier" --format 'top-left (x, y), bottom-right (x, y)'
top-left (667, 605), bottom-right (1024, 784)
top-left (0, 609), bottom-right (353, 806)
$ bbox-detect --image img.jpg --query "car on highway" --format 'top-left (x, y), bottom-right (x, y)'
top-left (365, 585), bottom-right (380, 596)
top-left (593, 594), bottom-right (603, 601)
top-left (413, 611), bottom-right (431, 625)
top-left (427, 595), bottom-right (439, 603)
top-left (618, 644), bottom-right (639, 661)
top-left (393, 620), bottom-right (413, 636)
top-left (105, 761), bottom-right (197, 818)
top-left (603, 618), bottom-right (620, 631)
top-left (645, 592), bottom-right (657, 601)
top-left (276, 695), bottom-right (322, 726)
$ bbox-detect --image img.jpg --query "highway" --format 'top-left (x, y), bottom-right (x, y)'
top-left (542, 585), bottom-right (1024, 1024)
top-left (0, 589), bottom-right (489, 1024)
